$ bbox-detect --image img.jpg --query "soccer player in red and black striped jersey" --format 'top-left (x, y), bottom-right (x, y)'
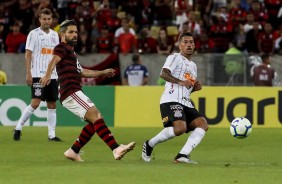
top-left (40, 20), bottom-right (135, 161)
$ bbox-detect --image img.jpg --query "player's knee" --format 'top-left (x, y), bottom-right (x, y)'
top-left (200, 118), bottom-right (209, 131)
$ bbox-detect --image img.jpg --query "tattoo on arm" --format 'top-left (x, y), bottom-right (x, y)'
top-left (160, 68), bottom-right (181, 84)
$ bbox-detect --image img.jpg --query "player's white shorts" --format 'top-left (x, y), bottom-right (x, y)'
top-left (62, 90), bottom-right (95, 119)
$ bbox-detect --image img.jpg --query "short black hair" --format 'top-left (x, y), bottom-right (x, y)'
top-left (261, 53), bottom-right (270, 62)
top-left (132, 54), bottom-right (140, 63)
top-left (178, 32), bottom-right (193, 42)
top-left (59, 20), bottom-right (77, 33)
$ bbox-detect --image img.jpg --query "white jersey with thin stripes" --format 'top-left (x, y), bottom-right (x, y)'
top-left (25, 27), bottom-right (59, 79)
top-left (160, 53), bottom-right (197, 108)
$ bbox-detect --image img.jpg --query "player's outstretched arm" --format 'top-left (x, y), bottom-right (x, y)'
top-left (81, 68), bottom-right (115, 78)
top-left (160, 68), bottom-right (193, 88)
top-left (40, 55), bottom-right (61, 87)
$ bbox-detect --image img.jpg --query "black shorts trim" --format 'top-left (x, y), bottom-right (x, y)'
top-left (31, 78), bottom-right (58, 102)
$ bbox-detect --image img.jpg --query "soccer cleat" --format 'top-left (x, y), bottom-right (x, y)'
top-left (13, 129), bottom-right (22, 141)
top-left (48, 136), bottom-right (63, 142)
top-left (64, 148), bottom-right (84, 162)
top-left (113, 142), bottom-right (136, 160)
top-left (174, 153), bottom-right (198, 164)
top-left (142, 140), bottom-right (153, 162)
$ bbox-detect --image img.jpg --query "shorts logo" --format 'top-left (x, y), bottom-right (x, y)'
top-left (162, 116), bottom-right (168, 123)
top-left (87, 98), bottom-right (93, 104)
top-left (170, 105), bottom-right (183, 118)
top-left (35, 88), bottom-right (41, 96)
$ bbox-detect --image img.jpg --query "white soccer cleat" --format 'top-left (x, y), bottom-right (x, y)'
top-left (113, 142), bottom-right (136, 160)
top-left (141, 140), bottom-right (153, 162)
top-left (64, 148), bottom-right (84, 162)
top-left (174, 154), bottom-right (198, 164)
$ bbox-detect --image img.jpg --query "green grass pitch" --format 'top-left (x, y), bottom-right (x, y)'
top-left (1, 126), bottom-right (282, 184)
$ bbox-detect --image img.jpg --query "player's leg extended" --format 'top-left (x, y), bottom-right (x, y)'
top-left (84, 106), bottom-right (135, 160)
top-left (175, 117), bottom-right (208, 164)
top-left (13, 98), bottom-right (41, 141)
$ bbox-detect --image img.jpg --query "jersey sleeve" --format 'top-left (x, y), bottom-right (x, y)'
top-left (25, 31), bottom-right (35, 51)
top-left (162, 54), bottom-right (178, 72)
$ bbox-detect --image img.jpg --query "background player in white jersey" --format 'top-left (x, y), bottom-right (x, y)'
top-left (142, 32), bottom-right (209, 164)
top-left (13, 8), bottom-right (62, 142)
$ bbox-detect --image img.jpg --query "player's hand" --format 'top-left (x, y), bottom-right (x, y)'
top-left (102, 69), bottom-right (115, 78)
top-left (178, 80), bottom-right (193, 88)
top-left (193, 80), bottom-right (202, 91)
top-left (26, 73), bottom-right (33, 86)
top-left (40, 76), bottom-right (51, 87)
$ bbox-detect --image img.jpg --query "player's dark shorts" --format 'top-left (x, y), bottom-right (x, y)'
top-left (31, 78), bottom-right (58, 102)
top-left (160, 102), bottom-right (203, 128)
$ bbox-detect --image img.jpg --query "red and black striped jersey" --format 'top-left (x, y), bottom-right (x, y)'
top-left (53, 42), bottom-right (82, 102)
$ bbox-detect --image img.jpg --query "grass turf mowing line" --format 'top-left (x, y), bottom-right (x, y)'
top-left (0, 126), bottom-right (282, 184)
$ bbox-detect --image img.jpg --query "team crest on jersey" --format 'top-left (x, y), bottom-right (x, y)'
top-left (34, 88), bottom-right (41, 96)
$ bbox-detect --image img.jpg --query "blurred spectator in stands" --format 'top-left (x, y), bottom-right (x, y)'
top-left (115, 18), bottom-right (137, 55)
top-left (243, 13), bottom-right (260, 33)
top-left (76, 24), bottom-right (92, 55)
top-left (233, 24), bottom-right (246, 51)
top-left (240, 0), bottom-right (253, 11)
top-left (0, 1), bottom-right (12, 40)
top-left (264, 0), bottom-right (282, 29)
top-left (174, 0), bottom-right (191, 30)
top-left (245, 21), bottom-right (262, 54)
top-left (14, 0), bottom-right (33, 34)
top-left (95, 0), bottom-right (112, 31)
top-left (210, 13), bottom-right (233, 53)
top-left (137, 27), bottom-right (157, 54)
top-left (0, 69), bottom-right (7, 85)
top-left (0, 23), bottom-right (5, 52)
top-left (138, 0), bottom-right (154, 26)
top-left (34, 0), bottom-right (57, 19)
top-left (258, 22), bottom-right (279, 55)
top-left (156, 28), bottom-right (173, 55)
top-left (228, 0), bottom-right (247, 27)
top-left (253, 53), bottom-right (276, 86)
top-left (154, 0), bottom-right (173, 26)
top-left (195, 29), bottom-right (215, 53)
top-left (123, 53), bottom-right (149, 86)
top-left (185, 11), bottom-right (201, 40)
top-left (211, 0), bottom-right (227, 14)
top-left (51, 15), bottom-right (60, 32)
top-left (105, 8), bottom-right (121, 34)
top-left (56, 0), bottom-right (68, 23)
top-left (275, 26), bottom-right (282, 55)
top-left (248, 0), bottom-right (268, 25)
top-left (5, 22), bottom-right (27, 53)
top-left (74, 0), bottom-right (95, 35)
top-left (95, 25), bottom-right (114, 53)
top-left (194, 0), bottom-right (213, 29)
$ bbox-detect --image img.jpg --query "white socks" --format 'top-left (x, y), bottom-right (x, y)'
top-left (47, 109), bottom-right (57, 139)
top-left (15, 105), bottom-right (35, 130)
top-left (179, 127), bottom-right (206, 155)
top-left (148, 127), bottom-right (175, 147)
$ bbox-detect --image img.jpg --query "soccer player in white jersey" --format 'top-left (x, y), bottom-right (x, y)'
top-left (142, 32), bottom-right (209, 164)
top-left (13, 8), bottom-right (62, 142)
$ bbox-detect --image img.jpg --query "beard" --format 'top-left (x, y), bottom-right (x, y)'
top-left (66, 38), bottom-right (77, 46)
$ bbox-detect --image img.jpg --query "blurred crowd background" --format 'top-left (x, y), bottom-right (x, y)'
top-left (0, 0), bottom-right (282, 56)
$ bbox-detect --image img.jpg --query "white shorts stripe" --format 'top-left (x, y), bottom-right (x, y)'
top-left (62, 91), bottom-right (95, 119)
top-left (71, 93), bottom-right (91, 110)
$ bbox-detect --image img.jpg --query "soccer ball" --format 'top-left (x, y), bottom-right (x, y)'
top-left (230, 117), bottom-right (252, 139)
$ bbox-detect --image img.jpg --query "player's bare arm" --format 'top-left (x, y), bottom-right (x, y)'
top-left (81, 68), bottom-right (115, 78)
top-left (161, 68), bottom-right (193, 87)
top-left (40, 55), bottom-right (61, 87)
top-left (25, 50), bottom-right (33, 86)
